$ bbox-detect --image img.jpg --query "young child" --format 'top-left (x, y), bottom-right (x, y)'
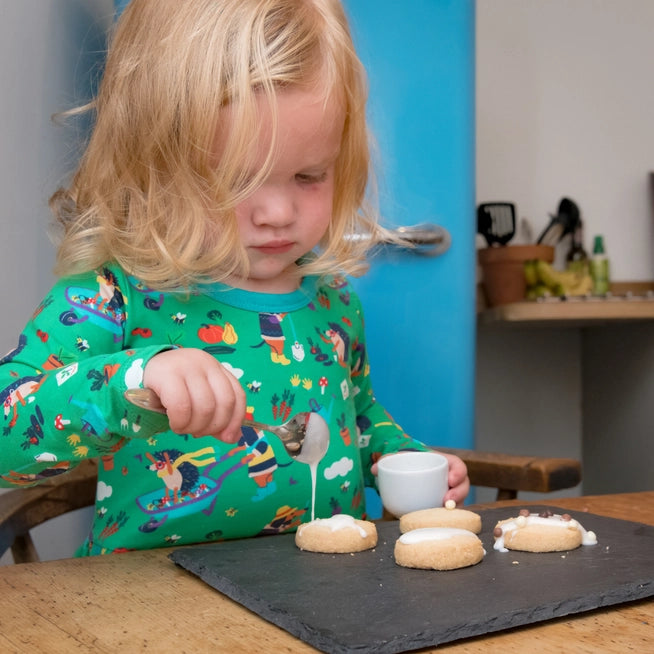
top-left (0, 0), bottom-right (468, 555)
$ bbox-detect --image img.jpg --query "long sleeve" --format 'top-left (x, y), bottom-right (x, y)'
top-left (0, 266), bottom-right (169, 487)
top-left (348, 292), bottom-right (428, 488)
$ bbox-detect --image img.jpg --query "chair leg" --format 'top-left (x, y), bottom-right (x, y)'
top-left (11, 533), bottom-right (40, 564)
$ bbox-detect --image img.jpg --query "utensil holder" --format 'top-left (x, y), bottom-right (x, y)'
top-left (478, 245), bottom-right (554, 307)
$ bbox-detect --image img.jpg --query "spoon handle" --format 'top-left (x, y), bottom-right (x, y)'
top-left (242, 418), bottom-right (268, 431)
top-left (124, 388), bottom-right (166, 413)
top-left (242, 419), bottom-right (289, 441)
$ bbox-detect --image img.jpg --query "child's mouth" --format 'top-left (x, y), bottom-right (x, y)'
top-left (253, 241), bottom-right (294, 254)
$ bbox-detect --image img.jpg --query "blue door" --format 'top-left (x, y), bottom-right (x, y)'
top-left (343, 1), bottom-right (476, 515)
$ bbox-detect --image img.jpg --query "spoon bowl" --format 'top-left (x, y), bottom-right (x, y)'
top-left (243, 412), bottom-right (329, 465)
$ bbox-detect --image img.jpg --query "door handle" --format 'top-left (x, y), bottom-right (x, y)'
top-left (348, 223), bottom-right (451, 257)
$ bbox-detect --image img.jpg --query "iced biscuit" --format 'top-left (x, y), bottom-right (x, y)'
top-left (399, 499), bottom-right (481, 534)
top-left (394, 527), bottom-right (485, 570)
top-left (295, 514), bottom-right (377, 553)
top-left (493, 509), bottom-right (598, 553)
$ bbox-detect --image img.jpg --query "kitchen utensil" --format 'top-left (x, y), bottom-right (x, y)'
top-left (124, 388), bottom-right (329, 465)
top-left (477, 202), bottom-right (516, 246)
top-left (243, 413), bottom-right (329, 465)
top-left (517, 217), bottom-right (535, 244)
top-left (537, 197), bottom-right (580, 246)
top-left (478, 244), bottom-right (554, 306)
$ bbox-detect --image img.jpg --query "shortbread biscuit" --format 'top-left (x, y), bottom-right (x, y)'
top-left (394, 527), bottom-right (485, 570)
top-left (493, 509), bottom-right (598, 553)
top-left (400, 501), bottom-right (481, 534)
top-left (295, 515), bottom-right (377, 553)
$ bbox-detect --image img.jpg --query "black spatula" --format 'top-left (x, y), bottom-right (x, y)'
top-left (477, 202), bottom-right (516, 246)
top-left (536, 197), bottom-right (580, 246)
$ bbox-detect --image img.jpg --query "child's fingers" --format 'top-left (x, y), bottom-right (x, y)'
top-left (177, 375), bottom-right (225, 436)
top-left (437, 451), bottom-right (471, 506)
top-left (203, 366), bottom-right (246, 443)
top-left (143, 348), bottom-right (246, 440)
top-left (443, 477), bottom-right (470, 507)
top-left (148, 377), bottom-right (193, 433)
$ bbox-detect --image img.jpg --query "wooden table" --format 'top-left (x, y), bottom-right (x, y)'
top-left (1, 492), bottom-right (652, 653)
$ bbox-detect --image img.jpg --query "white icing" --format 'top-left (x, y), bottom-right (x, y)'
top-left (309, 462), bottom-right (318, 522)
top-left (299, 514), bottom-right (367, 538)
top-left (399, 527), bottom-right (478, 545)
top-left (493, 513), bottom-right (598, 552)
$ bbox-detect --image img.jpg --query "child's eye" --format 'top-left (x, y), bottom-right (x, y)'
top-left (296, 172), bottom-right (328, 185)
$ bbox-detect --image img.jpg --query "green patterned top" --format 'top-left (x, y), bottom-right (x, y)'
top-left (0, 264), bottom-right (426, 555)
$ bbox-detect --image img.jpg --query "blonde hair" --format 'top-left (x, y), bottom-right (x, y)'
top-left (51, 0), bottom-right (383, 290)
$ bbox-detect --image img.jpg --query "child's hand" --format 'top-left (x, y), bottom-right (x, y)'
top-left (142, 348), bottom-right (246, 443)
top-left (438, 451), bottom-right (470, 506)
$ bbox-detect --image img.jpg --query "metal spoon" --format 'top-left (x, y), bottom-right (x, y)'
top-left (124, 388), bottom-right (329, 465)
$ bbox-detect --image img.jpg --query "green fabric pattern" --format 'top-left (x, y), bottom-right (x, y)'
top-left (0, 264), bottom-right (427, 555)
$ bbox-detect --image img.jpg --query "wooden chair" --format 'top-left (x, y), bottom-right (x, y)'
top-left (437, 447), bottom-right (582, 501)
top-left (0, 459), bottom-right (99, 565)
top-left (0, 450), bottom-right (581, 564)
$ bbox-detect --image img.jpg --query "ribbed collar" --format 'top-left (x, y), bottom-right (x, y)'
top-left (199, 275), bottom-right (319, 312)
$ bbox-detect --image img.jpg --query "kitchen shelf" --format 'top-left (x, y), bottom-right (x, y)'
top-left (478, 282), bottom-right (654, 327)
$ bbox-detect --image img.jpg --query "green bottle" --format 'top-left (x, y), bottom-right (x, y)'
top-left (590, 235), bottom-right (610, 295)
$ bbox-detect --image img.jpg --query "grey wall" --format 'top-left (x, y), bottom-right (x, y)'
top-left (475, 0), bottom-right (654, 502)
top-left (476, 0), bottom-right (654, 279)
top-left (582, 323), bottom-right (654, 494)
top-left (0, 0), bottom-right (114, 564)
top-left (0, 0), bottom-right (113, 352)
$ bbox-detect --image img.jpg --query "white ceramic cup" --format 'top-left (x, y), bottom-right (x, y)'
top-left (376, 451), bottom-right (449, 518)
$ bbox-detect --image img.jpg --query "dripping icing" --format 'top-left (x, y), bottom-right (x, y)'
top-left (493, 512), bottom-right (598, 552)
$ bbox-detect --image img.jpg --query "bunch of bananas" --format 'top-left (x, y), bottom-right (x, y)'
top-left (524, 259), bottom-right (593, 299)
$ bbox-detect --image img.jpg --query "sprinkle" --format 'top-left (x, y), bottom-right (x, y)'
top-left (445, 499), bottom-right (456, 510)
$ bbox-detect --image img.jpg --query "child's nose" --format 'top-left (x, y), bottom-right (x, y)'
top-left (251, 187), bottom-right (294, 227)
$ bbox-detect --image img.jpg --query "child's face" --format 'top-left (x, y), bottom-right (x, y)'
top-left (217, 87), bottom-right (345, 293)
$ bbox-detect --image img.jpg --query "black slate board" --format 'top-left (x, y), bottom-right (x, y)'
top-left (169, 506), bottom-right (654, 654)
